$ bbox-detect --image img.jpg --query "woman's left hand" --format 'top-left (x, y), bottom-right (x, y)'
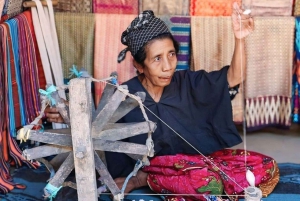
top-left (231, 2), bottom-right (254, 39)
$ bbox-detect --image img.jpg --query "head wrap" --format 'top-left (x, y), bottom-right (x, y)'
top-left (117, 10), bottom-right (171, 63)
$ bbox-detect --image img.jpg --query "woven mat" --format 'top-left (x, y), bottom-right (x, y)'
top-left (245, 0), bottom-right (293, 16)
top-left (245, 17), bottom-right (294, 130)
top-left (54, 0), bottom-right (92, 13)
top-left (54, 13), bottom-right (95, 79)
top-left (160, 16), bottom-right (191, 70)
top-left (191, 17), bottom-right (243, 123)
top-left (93, 0), bottom-right (138, 14)
top-left (139, 0), bottom-right (189, 16)
top-left (94, 14), bottom-right (136, 106)
top-left (190, 0), bottom-right (241, 16)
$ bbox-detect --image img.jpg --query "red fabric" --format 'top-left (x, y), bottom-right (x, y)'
top-left (22, 11), bottom-right (46, 90)
top-left (143, 149), bottom-right (276, 201)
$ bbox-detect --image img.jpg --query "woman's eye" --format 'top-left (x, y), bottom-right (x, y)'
top-left (154, 57), bottom-right (161, 61)
top-left (169, 52), bottom-right (176, 58)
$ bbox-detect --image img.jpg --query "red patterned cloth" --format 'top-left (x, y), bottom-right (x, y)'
top-left (93, 0), bottom-right (138, 14)
top-left (143, 149), bottom-right (277, 201)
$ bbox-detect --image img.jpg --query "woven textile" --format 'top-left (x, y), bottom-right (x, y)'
top-left (191, 17), bottom-right (243, 123)
top-left (190, 0), bottom-right (241, 16)
top-left (295, 0), bottom-right (300, 15)
top-left (94, 14), bottom-right (136, 106)
top-left (54, 13), bottom-right (95, 78)
top-left (93, 0), bottom-right (138, 14)
top-left (244, 0), bottom-right (293, 16)
top-left (54, 0), bottom-right (92, 13)
top-left (139, 0), bottom-right (189, 16)
top-left (0, 0), bottom-right (4, 21)
top-left (160, 16), bottom-right (191, 70)
top-left (245, 17), bottom-right (294, 130)
top-left (6, 0), bottom-right (23, 19)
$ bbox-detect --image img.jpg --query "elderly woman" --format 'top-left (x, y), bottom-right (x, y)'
top-left (46, 3), bottom-right (278, 201)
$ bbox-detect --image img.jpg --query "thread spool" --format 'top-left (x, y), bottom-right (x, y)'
top-left (244, 186), bottom-right (262, 201)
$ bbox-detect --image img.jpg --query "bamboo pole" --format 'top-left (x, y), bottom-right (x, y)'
top-left (23, 0), bottom-right (58, 8)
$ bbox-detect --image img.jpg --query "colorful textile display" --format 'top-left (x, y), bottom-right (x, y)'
top-left (245, 0), bottom-right (293, 16)
top-left (144, 149), bottom-right (279, 201)
top-left (93, 0), bottom-right (138, 14)
top-left (191, 17), bottom-right (243, 123)
top-left (160, 16), bottom-right (191, 70)
top-left (94, 14), bottom-right (136, 106)
top-left (244, 17), bottom-right (294, 130)
top-left (139, 0), bottom-right (189, 16)
top-left (190, 0), bottom-right (241, 16)
top-left (191, 16), bottom-right (294, 129)
top-left (55, 13), bottom-right (95, 79)
top-left (54, 0), bottom-right (92, 13)
top-left (292, 17), bottom-right (300, 123)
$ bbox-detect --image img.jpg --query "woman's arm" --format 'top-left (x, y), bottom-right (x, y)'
top-left (228, 2), bottom-right (254, 87)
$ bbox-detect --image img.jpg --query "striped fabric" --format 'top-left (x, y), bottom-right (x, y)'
top-left (248, 0), bottom-right (293, 16)
top-left (190, 0), bottom-right (241, 16)
top-left (54, 0), bottom-right (92, 13)
top-left (94, 14), bottom-right (136, 106)
top-left (15, 13), bottom-right (40, 125)
top-left (54, 13), bottom-right (95, 79)
top-left (93, 0), bottom-right (138, 14)
top-left (160, 16), bottom-right (191, 70)
top-left (23, 11), bottom-right (46, 90)
top-left (191, 16), bottom-right (243, 123)
top-left (139, 0), bottom-right (189, 15)
top-left (292, 17), bottom-right (300, 123)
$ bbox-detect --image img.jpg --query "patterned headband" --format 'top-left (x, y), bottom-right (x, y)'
top-left (117, 10), bottom-right (171, 63)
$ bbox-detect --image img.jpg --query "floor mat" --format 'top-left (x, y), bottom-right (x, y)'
top-left (0, 163), bottom-right (298, 201)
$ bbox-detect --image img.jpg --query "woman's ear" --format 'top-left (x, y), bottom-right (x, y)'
top-left (133, 60), bottom-right (144, 74)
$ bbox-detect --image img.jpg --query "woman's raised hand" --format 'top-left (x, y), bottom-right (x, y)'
top-left (231, 2), bottom-right (254, 39)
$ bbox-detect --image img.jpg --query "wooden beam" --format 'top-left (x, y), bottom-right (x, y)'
top-left (69, 78), bottom-right (97, 201)
top-left (23, 145), bottom-right (72, 160)
top-left (27, 130), bottom-right (148, 155)
top-left (47, 152), bottom-right (74, 189)
top-left (108, 92), bottom-right (146, 123)
top-left (92, 86), bottom-right (127, 132)
top-left (93, 122), bottom-right (157, 141)
top-left (93, 139), bottom-right (148, 155)
top-left (93, 83), bottom-right (115, 120)
top-left (94, 152), bottom-right (121, 197)
top-left (23, 0), bottom-right (58, 7)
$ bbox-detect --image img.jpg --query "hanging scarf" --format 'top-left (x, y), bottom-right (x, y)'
top-left (190, 0), bottom-right (241, 16)
top-left (139, 0), bottom-right (189, 16)
top-left (54, 0), bottom-right (92, 13)
top-left (6, 0), bottom-right (23, 19)
top-left (93, 0), bottom-right (138, 14)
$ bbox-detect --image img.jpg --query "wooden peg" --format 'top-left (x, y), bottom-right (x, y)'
top-left (23, 0), bottom-right (58, 8)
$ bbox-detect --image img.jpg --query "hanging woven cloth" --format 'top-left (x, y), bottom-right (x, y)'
top-left (94, 14), bottom-right (137, 106)
top-left (190, 0), bottom-right (241, 16)
top-left (54, 12), bottom-right (95, 79)
top-left (139, 0), bottom-right (189, 16)
top-left (54, 0), bottom-right (92, 13)
top-left (160, 15), bottom-right (191, 70)
top-left (93, 0), bottom-right (138, 14)
top-left (6, 0), bottom-right (23, 19)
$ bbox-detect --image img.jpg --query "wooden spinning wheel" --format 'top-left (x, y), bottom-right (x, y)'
top-left (18, 78), bottom-right (156, 201)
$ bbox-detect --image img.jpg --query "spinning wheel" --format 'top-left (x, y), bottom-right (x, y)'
top-left (17, 78), bottom-right (156, 201)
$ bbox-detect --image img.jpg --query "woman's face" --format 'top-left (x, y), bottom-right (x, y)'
top-left (137, 38), bottom-right (177, 88)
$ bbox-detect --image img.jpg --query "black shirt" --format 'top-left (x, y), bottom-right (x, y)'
top-left (106, 66), bottom-right (242, 178)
